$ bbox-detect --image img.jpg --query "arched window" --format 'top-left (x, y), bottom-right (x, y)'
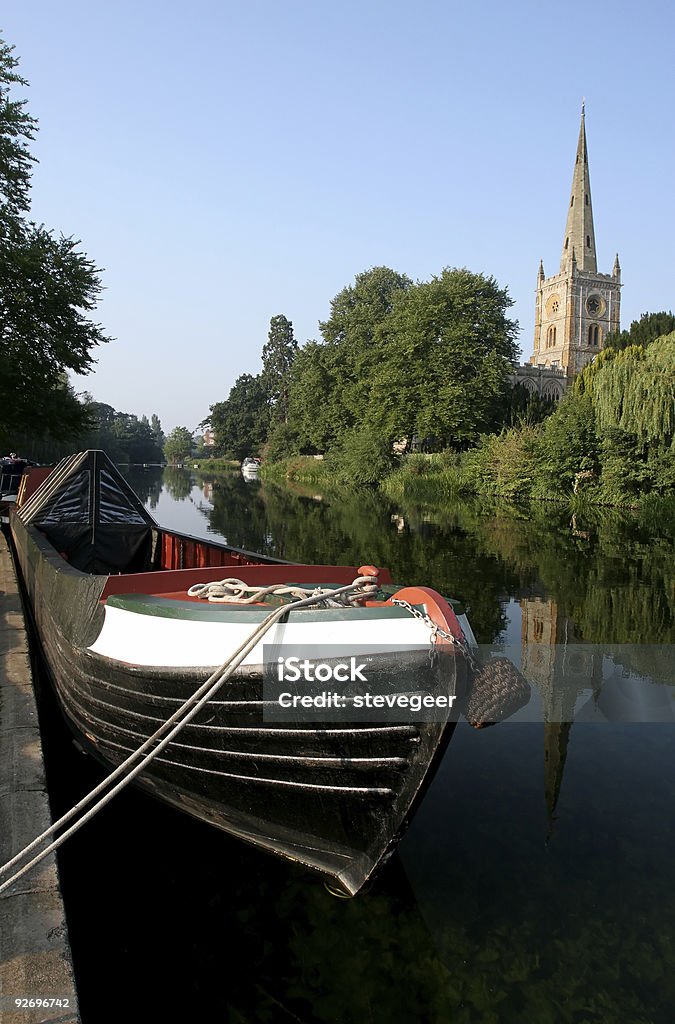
top-left (586, 235), bottom-right (591, 247)
top-left (547, 326), bottom-right (557, 348)
top-left (585, 193), bottom-right (589, 205)
top-left (588, 324), bottom-right (600, 346)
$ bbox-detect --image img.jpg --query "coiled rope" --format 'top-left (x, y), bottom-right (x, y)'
top-left (0, 574), bottom-right (376, 895)
top-left (187, 576), bottom-right (379, 606)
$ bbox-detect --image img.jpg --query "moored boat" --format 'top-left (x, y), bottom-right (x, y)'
top-left (10, 451), bottom-right (477, 895)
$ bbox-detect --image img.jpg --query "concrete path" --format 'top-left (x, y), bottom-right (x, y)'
top-left (0, 533), bottom-right (80, 1024)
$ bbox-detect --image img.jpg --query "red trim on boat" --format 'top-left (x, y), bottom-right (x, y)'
top-left (102, 562), bottom-right (394, 599)
top-left (385, 586), bottom-right (464, 644)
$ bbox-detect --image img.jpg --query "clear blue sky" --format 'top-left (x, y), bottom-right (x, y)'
top-left (3, 0), bottom-right (674, 433)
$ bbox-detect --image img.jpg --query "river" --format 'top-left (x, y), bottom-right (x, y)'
top-left (38, 466), bottom-right (674, 1023)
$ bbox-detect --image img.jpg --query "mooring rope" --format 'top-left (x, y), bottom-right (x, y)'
top-left (0, 575), bottom-right (376, 895)
top-left (187, 576), bottom-right (379, 606)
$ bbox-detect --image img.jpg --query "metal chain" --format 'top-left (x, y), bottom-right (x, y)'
top-left (391, 598), bottom-right (478, 671)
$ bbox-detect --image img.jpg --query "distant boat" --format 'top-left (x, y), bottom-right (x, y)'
top-left (241, 457), bottom-right (260, 477)
top-left (10, 451), bottom-right (478, 896)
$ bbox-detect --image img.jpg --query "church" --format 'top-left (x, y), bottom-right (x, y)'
top-left (514, 106), bottom-right (621, 400)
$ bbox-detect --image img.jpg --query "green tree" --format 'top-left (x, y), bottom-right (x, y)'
top-left (163, 426), bottom-right (194, 464)
top-left (205, 373), bottom-right (269, 461)
top-left (318, 266), bottom-right (412, 430)
top-left (0, 36), bottom-right (35, 221)
top-left (604, 311), bottom-right (675, 352)
top-left (285, 267), bottom-right (412, 453)
top-left (261, 314), bottom-right (298, 425)
top-left (150, 413), bottom-right (165, 450)
top-left (369, 268), bottom-right (519, 448)
top-left (287, 341), bottom-right (343, 452)
top-left (0, 35), bottom-right (109, 449)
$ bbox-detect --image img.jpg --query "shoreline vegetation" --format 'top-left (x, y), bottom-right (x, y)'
top-left (259, 453), bottom-right (675, 523)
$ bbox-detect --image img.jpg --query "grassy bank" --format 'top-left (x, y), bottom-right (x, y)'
top-left (263, 451), bottom-right (675, 521)
top-left (189, 457), bottom-right (241, 471)
top-left (260, 456), bottom-right (332, 486)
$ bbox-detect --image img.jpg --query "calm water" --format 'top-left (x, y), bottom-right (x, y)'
top-left (39, 467), bottom-right (675, 1023)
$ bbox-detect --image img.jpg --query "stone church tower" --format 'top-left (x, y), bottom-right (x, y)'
top-left (531, 106), bottom-right (621, 378)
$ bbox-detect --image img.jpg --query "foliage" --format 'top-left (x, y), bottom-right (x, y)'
top-left (261, 455), bottom-right (331, 486)
top-left (287, 341), bottom-right (343, 452)
top-left (150, 413), bottom-right (164, 450)
top-left (0, 34), bottom-right (109, 449)
top-left (285, 266), bottom-right (519, 456)
top-left (604, 310), bottom-right (675, 352)
top-left (67, 400), bottom-right (164, 463)
top-left (262, 420), bottom-right (301, 463)
top-left (534, 391), bottom-right (599, 495)
top-left (261, 314), bottom-right (297, 425)
top-left (328, 426), bottom-right (399, 486)
top-left (0, 37), bottom-right (36, 220)
top-left (368, 268), bottom-right (519, 449)
top-left (462, 427), bottom-right (543, 499)
top-left (507, 383), bottom-right (557, 427)
top-left (592, 336), bottom-right (674, 447)
top-left (164, 426), bottom-right (194, 464)
top-left (288, 267), bottom-right (413, 449)
top-left (204, 373), bottom-right (269, 461)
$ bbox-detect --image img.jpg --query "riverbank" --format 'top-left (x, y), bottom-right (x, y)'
top-left (261, 453), bottom-right (675, 519)
top-left (188, 458), bottom-right (241, 472)
top-left (0, 533), bottom-right (79, 1023)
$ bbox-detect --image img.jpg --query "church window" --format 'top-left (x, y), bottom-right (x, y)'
top-left (570, 196), bottom-right (574, 206)
top-left (586, 235), bottom-right (591, 247)
top-left (551, 299), bottom-right (559, 313)
top-left (565, 237), bottom-right (569, 250)
top-left (588, 324), bottom-right (600, 346)
top-left (585, 193), bottom-right (589, 205)
top-left (547, 326), bottom-right (557, 348)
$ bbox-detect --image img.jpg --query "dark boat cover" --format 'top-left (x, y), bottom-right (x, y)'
top-left (17, 450), bottom-right (157, 574)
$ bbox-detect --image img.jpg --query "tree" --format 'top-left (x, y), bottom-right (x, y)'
top-left (368, 268), bottom-right (519, 448)
top-left (287, 342), bottom-right (343, 452)
top-left (261, 314), bottom-right (298, 425)
top-left (0, 37), bottom-right (36, 222)
top-left (0, 34), bottom-right (109, 449)
top-left (604, 311), bottom-right (675, 352)
top-left (318, 266), bottom-right (412, 431)
top-left (150, 413), bottom-right (165, 450)
top-left (164, 426), bottom-right (194, 464)
top-left (285, 267), bottom-right (412, 452)
top-left (205, 374), bottom-right (269, 461)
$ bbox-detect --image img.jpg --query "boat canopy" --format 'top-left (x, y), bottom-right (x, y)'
top-left (17, 450), bottom-right (157, 574)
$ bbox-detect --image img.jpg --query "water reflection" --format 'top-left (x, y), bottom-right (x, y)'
top-left (125, 466), bottom-right (674, 648)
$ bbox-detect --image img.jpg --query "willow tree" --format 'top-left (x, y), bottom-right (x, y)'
top-left (592, 335), bottom-right (675, 447)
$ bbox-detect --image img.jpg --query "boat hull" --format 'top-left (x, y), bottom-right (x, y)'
top-left (11, 513), bottom-right (462, 894)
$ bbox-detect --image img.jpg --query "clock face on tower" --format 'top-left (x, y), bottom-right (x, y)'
top-left (586, 294), bottom-right (605, 317)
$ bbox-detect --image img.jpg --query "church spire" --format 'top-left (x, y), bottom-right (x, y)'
top-left (560, 104), bottom-right (597, 273)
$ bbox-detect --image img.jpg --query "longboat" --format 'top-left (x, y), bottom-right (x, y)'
top-left (9, 452), bottom-right (474, 895)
